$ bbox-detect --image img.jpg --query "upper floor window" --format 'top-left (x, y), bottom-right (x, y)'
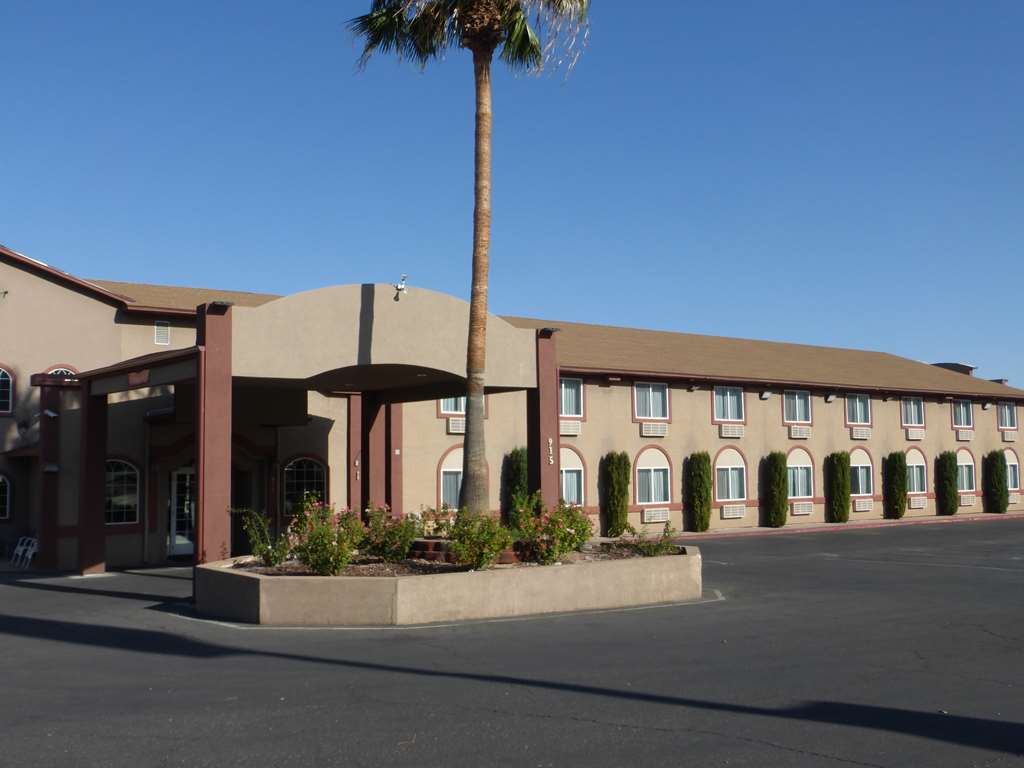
top-left (105, 460), bottom-right (140, 525)
top-left (283, 457), bottom-right (327, 510)
top-left (846, 394), bottom-right (871, 425)
top-left (0, 475), bottom-right (9, 520)
top-left (0, 368), bottom-right (12, 413)
top-left (901, 397), bottom-right (925, 427)
top-left (440, 396), bottom-right (466, 415)
top-left (783, 390), bottom-right (811, 424)
top-left (906, 449), bottom-right (927, 494)
top-left (714, 386), bottom-right (744, 422)
top-left (47, 367), bottom-right (77, 377)
top-left (956, 449), bottom-right (975, 492)
top-left (559, 378), bottom-right (583, 418)
top-left (998, 402), bottom-right (1018, 430)
top-left (634, 382), bottom-right (669, 420)
top-left (952, 400), bottom-right (973, 429)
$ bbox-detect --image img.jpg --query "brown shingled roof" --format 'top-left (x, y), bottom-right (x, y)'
top-left (88, 279), bottom-right (280, 312)
top-left (503, 316), bottom-right (1024, 401)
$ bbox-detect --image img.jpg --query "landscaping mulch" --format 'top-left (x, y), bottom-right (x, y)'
top-left (239, 558), bottom-right (473, 577)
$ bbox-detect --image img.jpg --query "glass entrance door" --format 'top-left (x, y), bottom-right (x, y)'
top-left (169, 468), bottom-right (196, 556)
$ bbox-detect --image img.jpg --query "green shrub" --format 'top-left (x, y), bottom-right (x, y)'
top-left (983, 450), bottom-right (1009, 514)
top-left (825, 452), bottom-right (851, 523)
top-left (764, 451), bottom-right (788, 528)
top-left (363, 507), bottom-right (423, 561)
top-left (882, 452), bottom-right (908, 520)
top-left (685, 452), bottom-right (712, 532)
top-left (515, 500), bottom-right (594, 564)
top-left (508, 489), bottom-right (544, 533)
top-left (935, 451), bottom-right (958, 516)
top-left (289, 497), bottom-right (365, 575)
top-left (620, 522), bottom-right (678, 557)
top-left (500, 447), bottom-right (529, 520)
top-left (449, 510), bottom-right (512, 569)
top-left (600, 451), bottom-right (632, 537)
top-left (238, 508), bottom-right (290, 567)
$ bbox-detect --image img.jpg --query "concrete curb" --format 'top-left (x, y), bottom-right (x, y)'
top-left (674, 511), bottom-right (1023, 542)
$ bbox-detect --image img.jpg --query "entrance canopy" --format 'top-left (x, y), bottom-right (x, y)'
top-left (231, 284), bottom-right (537, 401)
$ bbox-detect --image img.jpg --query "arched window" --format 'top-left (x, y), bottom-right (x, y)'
top-left (0, 475), bottom-right (10, 520)
top-left (956, 449), bottom-right (975, 493)
top-left (0, 368), bottom-right (12, 413)
top-left (559, 447), bottom-right (585, 506)
top-left (283, 458), bottom-right (327, 510)
top-left (850, 448), bottom-right (873, 497)
top-left (636, 447), bottom-right (671, 504)
top-left (438, 447), bottom-right (463, 510)
top-left (786, 448), bottom-right (813, 499)
top-left (105, 460), bottom-right (139, 525)
top-left (714, 447), bottom-right (747, 502)
top-left (47, 366), bottom-right (77, 377)
top-left (906, 448), bottom-right (927, 495)
top-left (1004, 449), bottom-right (1019, 492)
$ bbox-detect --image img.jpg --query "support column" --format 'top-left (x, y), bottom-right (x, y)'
top-left (386, 402), bottom-right (403, 516)
top-left (195, 302), bottom-right (232, 564)
top-left (37, 383), bottom-right (60, 569)
top-left (527, 329), bottom-right (560, 509)
top-left (362, 394), bottom-right (388, 509)
top-left (347, 394), bottom-right (363, 513)
top-left (77, 386), bottom-right (108, 574)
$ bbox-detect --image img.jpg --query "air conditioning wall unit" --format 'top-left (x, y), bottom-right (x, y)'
top-left (641, 507), bottom-right (670, 524)
top-left (791, 501), bottom-right (814, 516)
top-left (956, 429), bottom-right (974, 442)
top-left (720, 504), bottom-right (745, 519)
top-left (559, 419), bottom-right (582, 437)
top-left (853, 498), bottom-right (873, 513)
top-left (905, 428), bottom-right (925, 441)
top-left (959, 494), bottom-right (976, 507)
top-left (1002, 431), bottom-right (1018, 442)
top-left (446, 417), bottom-right (466, 435)
top-left (789, 425), bottom-right (811, 440)
top-left (850, 426), bottom-right (872, 440)
top-left (640, 421), bottom-right (668, 438)
top-left (719, 423), bottom-right (744, 439)
top-left (908, 495), bottom-right (927, 509)
top-left (1009, 493), bottom-right (1021, 505)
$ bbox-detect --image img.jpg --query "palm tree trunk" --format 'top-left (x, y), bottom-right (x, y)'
top-left (459, 46), bottom-right (493, 514)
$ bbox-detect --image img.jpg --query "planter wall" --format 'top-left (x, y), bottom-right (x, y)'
top-left (195, 548), bottom-right (702, 626)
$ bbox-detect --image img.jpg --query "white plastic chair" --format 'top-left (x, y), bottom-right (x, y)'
top-left (9, 537), bottom-right (39, 569)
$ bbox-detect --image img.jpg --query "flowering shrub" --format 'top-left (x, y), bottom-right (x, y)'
top-left (363, 506), bottom-right (422, 562)
top-left (238, 508), bottom-right (290, 567)
top-left (619, 522), bottom-right (678, 557)
top-left (514, 500), bottom-right (594, 565)
top-left (449, 509), bottom-right (512, 569)
top-left (289, 495), bottom-right (365, 576)
top-left (420, 506), bottom-right (454, 538)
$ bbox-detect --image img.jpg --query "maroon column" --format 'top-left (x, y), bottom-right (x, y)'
top-left (77, 386), bottom-right (108, 574)
top-left (195, 303), bottom-right (232, 564)
top-left (347, 394), bottom-right (363, 513)
top-left (386, 402), bottom-right (403, 516)
top-left (527, 329), bottom-right (560, 509)
top-left (362, 394), bottom-right (388, 510)
top-left (37, 383), bottom-right (61, 569)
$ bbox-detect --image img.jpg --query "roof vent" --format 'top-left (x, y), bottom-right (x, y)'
top-left (990, 378), bottom-right (1010, 386)
top-left (931, 362), bottom-right (976, 376)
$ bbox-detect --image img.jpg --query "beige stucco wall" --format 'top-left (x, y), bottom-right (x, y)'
top-left (559, 379), bottom-right (1024, 532)
top-left (402, 391), bottom-right (529, 514)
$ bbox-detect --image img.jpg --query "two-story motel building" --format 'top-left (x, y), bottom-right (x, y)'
top-left (2, 243), bottom-right (1022, 573)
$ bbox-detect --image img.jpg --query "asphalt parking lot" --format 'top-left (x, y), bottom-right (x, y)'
top-left (2, 517), bottom-right (1022, 767)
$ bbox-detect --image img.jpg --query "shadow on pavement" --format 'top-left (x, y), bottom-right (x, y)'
top-left (0, 611), bottom-right (1019, 757)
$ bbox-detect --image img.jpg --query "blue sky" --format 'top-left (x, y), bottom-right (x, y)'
top-left (2, 1), bottom-right (1022, 381)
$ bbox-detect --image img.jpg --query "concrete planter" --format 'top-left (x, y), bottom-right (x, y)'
top-left (194, 547), bottom-right (702, 626)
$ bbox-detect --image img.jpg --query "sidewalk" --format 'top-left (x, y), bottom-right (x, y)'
top-left (673, 511), bottom-right (1024, 542)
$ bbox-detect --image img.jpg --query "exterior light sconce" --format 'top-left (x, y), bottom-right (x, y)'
top-left (759, 391), bottom-right (772, 401)
top-left (982, 402), bottom-right (992, 411)
top-left (686, 384), bottom-right (698, 392)
top-left (824, 393), bottom-right (836, 403)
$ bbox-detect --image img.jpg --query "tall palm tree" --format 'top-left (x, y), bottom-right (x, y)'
top-left (350, 0), bottom-right (588, 514)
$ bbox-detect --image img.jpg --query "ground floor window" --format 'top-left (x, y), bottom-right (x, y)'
top-left (1006, 450), bottom-right (1020, 491)
top-left (560, 468), bottom-right (583, 506)
top-left (441, 469), bottom-right (462, 510)
top-left (0, 475), bottom-right (9, 520)
top-left (787, 466), bottom-right (813, 498)
top-left (105, 460), bottom-right (139, 525)
top-left (283, 458), bottom-right (326, 510)
top-left (716, 466), bottom-right (746, 501)
top-left (907, 464), bottom-right (926, 494)
top-left (851, 465), bottom-right (872, 496)
top-left (956, 450), bottom-right (975, 493)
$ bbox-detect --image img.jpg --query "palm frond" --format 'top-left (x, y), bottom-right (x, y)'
top-left (499, 5), bottom-right (542, 71)
top-left (349, 1), bottom-right (417, 68)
